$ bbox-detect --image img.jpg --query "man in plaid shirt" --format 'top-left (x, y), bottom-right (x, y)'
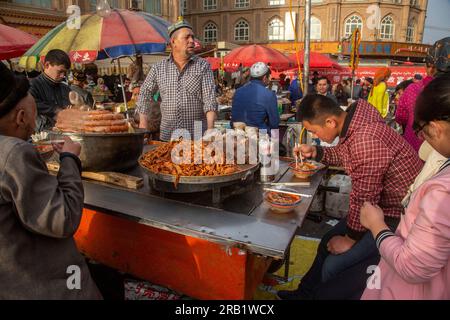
top-left (137, 20), bottom-right (217, 141)
top-left (278, 94), bottom-right (423, 300)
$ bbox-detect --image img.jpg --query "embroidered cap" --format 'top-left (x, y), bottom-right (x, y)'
top-left (168, 18), bottom-right (193, 37)
top-left (250, 62), bottom-right (270, 78)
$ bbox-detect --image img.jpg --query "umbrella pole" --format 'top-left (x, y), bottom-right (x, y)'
top-left (303, 0), bottom-right (312, 95)
top-left (351, 70), bottom-right (355, 102)
top-left (117, 58), bottom-right (129, 119)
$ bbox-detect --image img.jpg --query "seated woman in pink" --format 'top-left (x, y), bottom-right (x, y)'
top-left (360, 74), bottom-right (450, 300)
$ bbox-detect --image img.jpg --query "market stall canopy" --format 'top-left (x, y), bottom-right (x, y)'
top-left (288, 50), bottom-right (343, 70)
top-left (0, 24), bottom-right (37, 60)
top-left (19, 9), bottom-right (170, 70)
top-left (224, 44), bottom-right (296, 72)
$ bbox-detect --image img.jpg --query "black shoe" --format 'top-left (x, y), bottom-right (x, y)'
top-left (276, 289), bottom-right (304, 300)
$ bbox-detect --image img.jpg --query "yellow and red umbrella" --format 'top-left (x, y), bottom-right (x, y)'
top-left (20, 9), bottom-right (170, 70)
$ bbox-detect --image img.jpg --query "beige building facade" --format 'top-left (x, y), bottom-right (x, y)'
top-left (184, 0), bottom-right (428, 47)
top-left (0, 0), bottom-right (180, 38)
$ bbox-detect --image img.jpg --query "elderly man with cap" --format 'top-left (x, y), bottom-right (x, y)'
top-left (0, 62), bottom-right (101, 299)
top-left (231, 62), bottom-right (279, 132)
top-left (136, 19), bottom-right (217, 141)
top-left (70, 70), bottom-right (95, 108)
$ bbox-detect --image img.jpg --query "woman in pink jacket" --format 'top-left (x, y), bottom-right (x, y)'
top-left (360, 74), bottom-right (450, 300)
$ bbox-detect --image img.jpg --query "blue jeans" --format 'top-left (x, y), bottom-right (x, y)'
top-left (296, 218), bottom-right (379, 299)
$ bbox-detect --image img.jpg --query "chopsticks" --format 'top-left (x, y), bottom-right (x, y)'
top-left (268, 182), bottom-right (311, 187)
top-left (263, 188), bottom-right (312, 198)
top-left (294, 143), bottom-right (304, 169)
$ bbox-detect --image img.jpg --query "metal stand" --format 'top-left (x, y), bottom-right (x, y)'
top-left (116, 58), bottom-right (129, 119)
top-left (212, 186), bottom-right (221, 206)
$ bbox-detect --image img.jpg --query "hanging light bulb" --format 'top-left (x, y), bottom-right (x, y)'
top-left (96, 0), bottom-right (112, 18)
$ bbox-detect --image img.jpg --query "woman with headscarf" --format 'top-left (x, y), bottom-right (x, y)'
top-left (368, 67), bottom-right (391, 118)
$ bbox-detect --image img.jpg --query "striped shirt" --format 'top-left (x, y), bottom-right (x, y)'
top-left (136, 55), bottom-right (217, 141)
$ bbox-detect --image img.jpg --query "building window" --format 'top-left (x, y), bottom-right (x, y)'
top-left (268, 18), bottom-right (284, 41)
top-left (235, 0), bottom-right (250, 8)
top-left (204, 0), bottom-right (217, 10)
top-left (145, 0), bottom-right (162, 15)
top-left (380, 15), bottom-right (394, 40)
top-left (204, 23), bottom-right (218, 43)
top-left (406, 21), bottom-right (415, 43)
top-left (109, 0), bottom-right (119, 8)
top-left (310, 16), bottom-right (322, 40)
top-left (269, 0), bottom-right (285, 5)
top-left (344, 15), bottom-right (363, 37)
top-left (182, 0), bottom-right (187, 14)
top-left (234, 20), bottom-right (249, 41)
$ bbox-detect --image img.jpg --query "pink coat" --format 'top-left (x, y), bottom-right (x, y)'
top-left (395, 76), bottom-right (434, 152)
top-left (362, 164), bottom-right (450, 300)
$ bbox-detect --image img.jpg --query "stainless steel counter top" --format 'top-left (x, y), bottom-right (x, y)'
top-left (82, 156), bottom-right (325, 259)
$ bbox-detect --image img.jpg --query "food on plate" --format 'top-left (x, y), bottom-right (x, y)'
top-left (264, 190), bottom-right (302, 213)
top-left (34, 144), bottom-right (53, 153)
top-left (54, 109), bottom-right (129, 133)
top-left (289, 161), bottom-right (320, 179)
top-left (33, 144), bottom-right (54, 160)
top-left (294, 162), bottom-right (317, 172)
top-left (139, 140), bottom-right (241, 188)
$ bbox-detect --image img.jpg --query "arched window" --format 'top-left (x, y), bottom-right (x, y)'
top-left (234, 20), bottom-right (249, 41)
top-left (344, 15), bottom-right (363, 37)
top-left (268, 18), bottom-right (284, 41)
top-left (204, 23), bottom-right (218, 43)
top-left (311, 16), bottom-right (322, 40)
top-left (406, 20), bottom-right (415, 43)
top-left (380, 16), bottom-right (394, 40)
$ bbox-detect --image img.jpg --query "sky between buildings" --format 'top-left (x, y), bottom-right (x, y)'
top-left (423, 0), bottom-right (450, 44)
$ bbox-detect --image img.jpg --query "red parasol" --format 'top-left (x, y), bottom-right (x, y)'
top-left (224, 44), bottom-right (295, 72)
top-left (204, 57), bottom-right (220, 70)
top-left (0, 24), bottom-right (37, 60)
top-left (288, 50), bottom-right (343, 70)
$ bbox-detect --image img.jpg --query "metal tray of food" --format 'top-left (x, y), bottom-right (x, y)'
top-left (140, 160), bottom-right (259, 185)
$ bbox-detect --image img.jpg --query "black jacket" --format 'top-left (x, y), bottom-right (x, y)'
top-left (30, 73), bottom-right (71, 118)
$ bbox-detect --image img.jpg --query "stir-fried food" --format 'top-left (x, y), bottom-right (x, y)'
top-left (140, 141), bottom-right (240, 188)
top-left (291, 161), bottom-right (317, 172)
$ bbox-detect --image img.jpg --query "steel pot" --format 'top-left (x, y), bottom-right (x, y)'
top-left (48, 129), bottom-right (147, 172)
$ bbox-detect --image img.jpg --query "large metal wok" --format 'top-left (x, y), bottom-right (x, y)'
top-left (48, 129), bottom-right (147, 172)
top-left (139, 142), bottom-right (259, 191)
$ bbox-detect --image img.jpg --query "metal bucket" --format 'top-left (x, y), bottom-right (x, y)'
top-left (48, 129), bottom-right (147, 172)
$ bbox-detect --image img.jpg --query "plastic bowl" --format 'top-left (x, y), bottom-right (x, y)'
top-left (34, 145), bottom-right (54, 161)
top-left (289, 161), bottom-right (319, 179)
top-left (264, 189), bottom-right (302, 213)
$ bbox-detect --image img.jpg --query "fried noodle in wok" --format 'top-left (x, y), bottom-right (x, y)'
top-left (140, 141), bottom-right (240, 188)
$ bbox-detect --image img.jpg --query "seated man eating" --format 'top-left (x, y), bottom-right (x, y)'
top-left (278, 94), bottom-right (423, 300)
